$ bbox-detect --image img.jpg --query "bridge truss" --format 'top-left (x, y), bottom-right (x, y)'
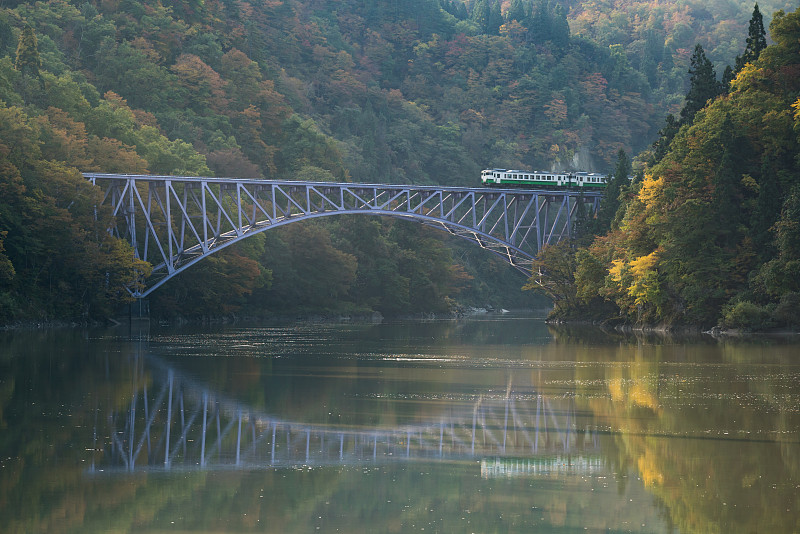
top-left (85, 174), bottom-right (600, 297)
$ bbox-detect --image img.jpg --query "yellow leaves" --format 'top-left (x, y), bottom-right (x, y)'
top-left (793, 97), bottom-right (800, 131)
top-left (729, 62), bottom-right (766, 93)
top-left (629, 251), bottom-right (658, 278)
top-left (627, 252), bottom-right (660, 308)
top-left (638, 173), bottom-right (663, 211)
top-left (740, 174), bottom-right (759, 194)
top-left (609, 258), bottom-right (625, 282)
top-left (606, 251), bottom-right (662, 315)
top-left (609, 252), bottom-right (657, 284)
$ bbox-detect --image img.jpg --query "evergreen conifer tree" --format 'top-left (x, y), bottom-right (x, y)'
top-left (712, 114), bottom-right (749, 249)
top-left (14, 24), bottom-right (41, 78)
top-left (650, 114), bottom-right (679, 165)
top-left (721, 64), bottom-right (735, 92)
top-left (550, 4), bottom-right (570, 47)
top-left (595, 149), bottom-right (630, 232)
top-left (572, 191), bottom-right (594, 245)
top-left (679, 44), bottom-right (720, 126)
top-left (506, 0), bottom-right (529, 25)
top-left (752, 158), bottom-right (782, 259)
top-left (0, 13), bottom-right (14, 55)
top-left (470, 0), bottom-right (491, 33)
top-left (735, 4), bottom-right (768, 72)
top-left (487, 0), bottom-right (504, 35)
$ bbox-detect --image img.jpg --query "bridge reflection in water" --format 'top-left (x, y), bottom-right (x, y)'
top-left (92, 356), bottom-right (601, 475)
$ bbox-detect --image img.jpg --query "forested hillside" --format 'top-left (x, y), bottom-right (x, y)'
top-left (531, 5), bottom-right (800, 330)
top-left (0, 0), bottom-right (791, 323)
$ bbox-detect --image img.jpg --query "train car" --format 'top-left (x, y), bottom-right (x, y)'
top-left (481, 169), bottom-right (608, 189)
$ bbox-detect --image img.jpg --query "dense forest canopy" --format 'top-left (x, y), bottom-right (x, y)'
top-left (0, 0), bottom-right (796, 324)
top-left (530, 4), bottom-right (800, 329)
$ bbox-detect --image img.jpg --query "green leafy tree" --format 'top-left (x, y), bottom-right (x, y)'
top-left (523, 241), bottom-right (579, 318)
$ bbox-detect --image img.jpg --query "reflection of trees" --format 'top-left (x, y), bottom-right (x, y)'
top-left (0, 328), bottom-right (657, 533)
top-left (3, 326), bottom-right (798, 533)
top-left (573, 340), bottom-right (800, 533)
top-left (547, 323), bottom-right (716, 346)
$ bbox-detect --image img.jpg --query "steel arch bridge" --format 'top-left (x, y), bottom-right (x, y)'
top-left (85, 174), bottom-right (600, 298)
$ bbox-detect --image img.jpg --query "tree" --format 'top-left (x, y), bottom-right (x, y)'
top-left (650, 114), bottom-right (679, 165)
top-left (711, 114), bottom-right (749, 250)
top-left (13, 24), bottom-right (43, 103)
top-left (595, 149), bottom-right (630, 232)
top-left (0, 13), bottom-right (14, 56)
top-left (506, 0), bottom-right (528, 25)
top-left (572, 191), bottom-right (593, 245)
top-left (523, 241), bottom-right (579, 317)
top-left (14, 25), bottom-right (40, 78)
top-left (735, 4), bottom-right (768, 72)
top-left (753, 184), bottom-right (800, 299)
top-left (470, 0), bottom-right (491, 34)
top-left (487, 0), bottom-right (504, 36)
top-left (470, 0), bottom-right (502, 35)
top-left (679, 44), bottom-right (720, 126)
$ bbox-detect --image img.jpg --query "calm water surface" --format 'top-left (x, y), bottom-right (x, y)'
top-left (1, 315), bottom-right (799, 533)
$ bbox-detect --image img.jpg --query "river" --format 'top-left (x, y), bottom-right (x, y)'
top-left (0, 314), bottom-right (798, 533)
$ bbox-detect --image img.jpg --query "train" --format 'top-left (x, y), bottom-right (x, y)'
top-left (481, 168), bottom-right (608, 189)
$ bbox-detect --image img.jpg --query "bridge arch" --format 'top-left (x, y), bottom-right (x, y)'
top-left (86, 174), bottom-right (599, 298)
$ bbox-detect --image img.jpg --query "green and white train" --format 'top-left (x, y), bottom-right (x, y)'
top-left (481, 168), bottom-right (608, 189)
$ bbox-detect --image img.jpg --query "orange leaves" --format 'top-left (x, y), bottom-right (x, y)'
top-left (86, 137), bottom-right (148, 174)
top-left (171, 54), bottom-right (230, 114)
top-left (543, 96), bottom-right (568, 126)
top-left (37, 107), bottom-right (91, 170)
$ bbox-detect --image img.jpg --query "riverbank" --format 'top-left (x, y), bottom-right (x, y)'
top-left (545, 316), bottom-right (800, 340)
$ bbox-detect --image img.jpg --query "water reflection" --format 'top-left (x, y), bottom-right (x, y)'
top-left (1, 318), bottom-right (799, 533)
top-left (97, 353), bottom-right (602, 473)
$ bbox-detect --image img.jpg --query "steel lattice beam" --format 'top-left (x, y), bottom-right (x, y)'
top-left (85, 174), bottom-right (600, 297)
